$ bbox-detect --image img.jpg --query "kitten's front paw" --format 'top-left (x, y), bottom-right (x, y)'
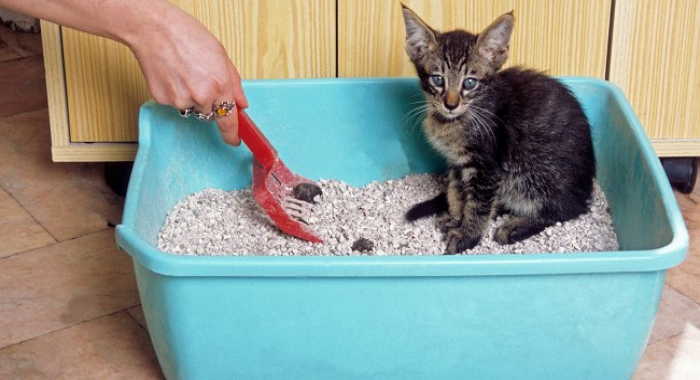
top-left (494, 224), bottom-right (515, 245)
top-left (444, 228), bottom-right (481, 254)
top-left (436, 214), bottom-right (460, 233)
top-left (492, 204), bottom-right (510, 219)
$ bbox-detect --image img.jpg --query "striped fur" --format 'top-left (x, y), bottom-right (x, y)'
top-left (401, 6), bottom-right (595, 254)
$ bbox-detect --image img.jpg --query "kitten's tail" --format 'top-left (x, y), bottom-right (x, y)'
top-left (405, 192), bottom-right (448, 221)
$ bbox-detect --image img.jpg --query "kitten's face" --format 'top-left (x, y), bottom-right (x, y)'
top-left (417, 33), bottom-right (483, 120)
top-left (402, 6), bottom-right (514, 121)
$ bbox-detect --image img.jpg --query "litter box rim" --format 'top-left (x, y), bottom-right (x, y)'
top-left (115, 77), bottom-right (688, 278)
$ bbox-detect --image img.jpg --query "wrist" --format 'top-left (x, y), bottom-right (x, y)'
top-left (117, 0), bottom-right (177, 50)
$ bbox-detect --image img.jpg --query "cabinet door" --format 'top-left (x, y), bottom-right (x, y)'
top-left (338, 0), bottom-right (611, 78)
top-left (62, 0), bottom-right (336, 142)
top-left (609, 0), bottom-right (700, 155)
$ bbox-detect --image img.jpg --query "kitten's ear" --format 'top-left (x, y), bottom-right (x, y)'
top-left (401, 4), bottom-right (438, 61)
top-left (475, 11), bottom-right (514, 70)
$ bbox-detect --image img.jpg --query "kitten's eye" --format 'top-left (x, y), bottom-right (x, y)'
top-left (463, 77), bottom-right (479, 91)
top-left (429, 75), bottom-right (444, 87)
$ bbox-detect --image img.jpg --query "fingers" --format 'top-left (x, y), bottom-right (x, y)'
top-left (229, 63), bottom-right (248, 109)
top-left (216, 111), bottom-right (240, 146)
top-left (154, 81), bottom-right (244, 147)
top-left (213, 64), bottom-right (246, 146)
top-left (191, 93), bottom-right (240, 147)
top-left (149, 75), bottom-right (194, 111)
top-left (139, 45), bottom-right (247, 147)
top-left (184, 79), bottom-right (241, 146)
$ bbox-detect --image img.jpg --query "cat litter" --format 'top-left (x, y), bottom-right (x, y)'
top-left (157, 174), bottom-right (619, 256)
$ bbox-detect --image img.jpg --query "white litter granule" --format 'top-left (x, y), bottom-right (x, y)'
top-left (157, 174), bottom-right (619, 256)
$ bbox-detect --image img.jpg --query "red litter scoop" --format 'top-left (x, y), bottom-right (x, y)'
top-left (236, 110), bottom-right (323, 243)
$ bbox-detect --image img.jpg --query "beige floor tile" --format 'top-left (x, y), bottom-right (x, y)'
top-left (0, 312), bottom-right (163, 380)
top-left (0, 187), bottom-right (54, 258)
top-left (0, 110), bottom-right (123, 241)
top-left (0, 38), bottom-right (21, 62)
top-left (0, 230), bottom-right (139, 348)
top-left (668, 269), bottom-right (700, 305)
top-left (669, 191), bottom-right (700, 304)
top-left (0, 56), bottom-right (46, 117)
top-left (0, 24), bottom-right (42, 62)
top-left (649, 286), bottom-right (700, 344)
top-left (127, 306), bottom-right (147, 329)
top-left (634, 322), bottom-right (700, 380)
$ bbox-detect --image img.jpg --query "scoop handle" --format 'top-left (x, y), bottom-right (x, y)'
top-left (237, 110), bottom-right (278, 169)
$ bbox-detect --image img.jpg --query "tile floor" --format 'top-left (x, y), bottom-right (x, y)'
top-left (0, 24), bottom-right (698, 379)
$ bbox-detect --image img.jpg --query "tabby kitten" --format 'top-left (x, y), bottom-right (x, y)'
top-left (402, 6), bottom-right (595, 254)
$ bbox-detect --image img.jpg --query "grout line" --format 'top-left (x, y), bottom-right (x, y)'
top-left (668, 280), bottom-right (700, 308)
top-left (0, 227), bottom-right (113, 261)
top-left (125, 304), bottom-right (148, 332)
top-left (0, 182), bottom-right (59, 243)
top-left (648, 330), bottom-right (686, 348)
top-left (0, 244), bottom-right (56, 261)
top-left (0, 56), bottom-right (47, 116)
top-left (0, 28), bottom-right (42, 63)
top-left (0, 307), bottom-right (137, 351)
top-left (56, 226), bottom-right (114, 243)
top-left (0, 54), bottom-right (36, 65)
top-left (676, 190), bottom-right (699, 205)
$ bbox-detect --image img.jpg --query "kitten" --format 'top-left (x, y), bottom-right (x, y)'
top-left (401, 5), bottom-right (595, 254)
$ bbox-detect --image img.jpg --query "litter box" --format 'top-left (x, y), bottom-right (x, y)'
top-left (116, 77), bottom-right (688, 380)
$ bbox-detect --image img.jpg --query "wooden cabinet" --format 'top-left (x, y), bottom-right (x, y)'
top-left (338, 0), bottom-right (611, 78)
top-left (608, 0), bottom-right (700, 156)
top-left (42, 0), bottom-right (700, 161)
top-left (43, 0), bottom-right (335, 160)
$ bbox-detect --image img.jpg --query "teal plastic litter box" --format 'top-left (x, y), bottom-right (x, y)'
top-left (116, 77), bottom-right (688, 380)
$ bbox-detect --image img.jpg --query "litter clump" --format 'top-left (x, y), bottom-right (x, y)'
top-left (351, 238), bottom-right (374, 253)
top-left (157, 174), bottom-right (619, 256)
top-left (292, 183), bottom-right (323, 204)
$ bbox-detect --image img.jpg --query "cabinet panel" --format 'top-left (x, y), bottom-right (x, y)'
top-left (62, 33), bottom-right (147, 142)
top-left (62, 0), bottom-right (336, 142)
top-left (179, 0), bottom-right (336, 80)
top-left (609, 0), bottom-right (700, 141)
top-left (338, 0), bottom-right (612, 78)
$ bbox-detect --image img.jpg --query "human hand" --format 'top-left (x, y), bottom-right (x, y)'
top-left (127, 5), bottom-right (248, 145)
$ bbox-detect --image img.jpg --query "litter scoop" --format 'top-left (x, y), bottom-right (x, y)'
top-left (236, 110), bottom-right (323, 243)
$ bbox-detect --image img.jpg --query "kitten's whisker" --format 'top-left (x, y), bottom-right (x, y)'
top-left (403, 104), bottom-right (430, 131)
top-left (474, 112), bottom-right (498, 136)
top-left (404, 104), bottom-right (429, 118)
top-left (471, 103), bottom-right (503, 125)
top-left (468, 109), bottom-right (484, 141)
top-left (469, 108), bottom-right (496, 143)
top-left (403, 105), bottom-right (422, 120)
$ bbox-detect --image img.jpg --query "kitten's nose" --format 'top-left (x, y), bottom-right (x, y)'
top-left (444, 101), bottom-right (459, 111)
top-left (444, 92), bottom-right (460, 111)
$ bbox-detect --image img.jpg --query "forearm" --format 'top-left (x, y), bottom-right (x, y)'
top-left (0, 0), bottom-right (178, 47)
top-left (1, 0), bottom-right (248, 145)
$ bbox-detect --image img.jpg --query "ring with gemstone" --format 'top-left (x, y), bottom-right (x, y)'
top-left (212, 101), bottom-right (235, 119)
top-left (179, 101), bottom-right (236, 120)
top-left (178, 106), bottom-right (211, 120)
